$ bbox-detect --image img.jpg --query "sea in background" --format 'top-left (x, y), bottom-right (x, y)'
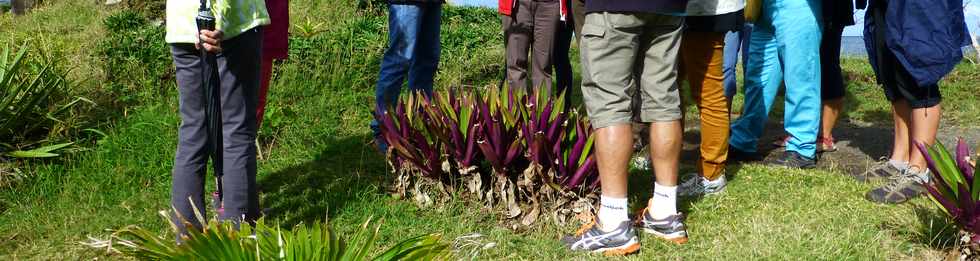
top-left (841, 36), bottom-right (866, 56)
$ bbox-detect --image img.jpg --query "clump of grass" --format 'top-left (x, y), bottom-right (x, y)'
top-left (97, 9), bottom-right (169, 110)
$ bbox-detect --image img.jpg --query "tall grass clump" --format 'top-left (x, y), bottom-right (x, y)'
top-left (98, 9), bottom-right (169, 109)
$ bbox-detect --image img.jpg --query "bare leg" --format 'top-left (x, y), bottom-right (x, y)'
top-left (820, 98), bottom-right (843, 140)
top-left (595, 124), bottom-right (634, 198)
top-left (648, 120), bottom-right (683, 186)
top-left (890, 100), bottom-right (912, 163)
top-left (908, 104), bottom-right (942, 170)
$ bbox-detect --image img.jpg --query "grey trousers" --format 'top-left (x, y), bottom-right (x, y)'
top-left (170, 28), bottom-right (262, 234)
top-left (502, 0), bottom-right (559, 90)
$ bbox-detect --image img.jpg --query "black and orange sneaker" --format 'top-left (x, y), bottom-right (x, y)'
top-left (561, 219), bottom-right (641, 256)
top-left (636, 208), bottom-right (689, 244)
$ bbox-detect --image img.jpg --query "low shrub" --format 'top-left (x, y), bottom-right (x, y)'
top-left (98, 10), bottom-right (170, 109)
top-left (378, 88), bottom-right (599, 227)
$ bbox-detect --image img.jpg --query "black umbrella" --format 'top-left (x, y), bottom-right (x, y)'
top-left (196, 0), bottom-right (224, 216)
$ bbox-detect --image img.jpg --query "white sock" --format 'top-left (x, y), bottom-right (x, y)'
top-left (598, 195), bottom-right (629, 231)
top-left (649, 182), bottom-right (678, 219)
top-left (910, 167), bottom-right (931, 182)
top-left (889, 159), bottom-right (910, 170)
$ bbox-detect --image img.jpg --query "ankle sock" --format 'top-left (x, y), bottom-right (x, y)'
top-left (598, 195), bottom-right (629, 231)
top-left (910, 166), bottom-right (931, 182)
top-left (889, 159), bottom-right (910, 170)
top-left (649, 182), bottom-right (678, 219)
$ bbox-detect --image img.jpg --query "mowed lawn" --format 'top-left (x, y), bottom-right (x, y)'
top-left (1, 1), bottom-right (979, 259)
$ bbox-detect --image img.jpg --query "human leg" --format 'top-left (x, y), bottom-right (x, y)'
top-left (772, 0), bottom-right (822, 160)
top-left (728, 19), bottom-right (782, 155)
top-left (908, 105), bottom-right (941, 170)
top-left (553, 17), bottom-right (574, 98)
top-left (580, 11), bottom-right (645, 220)
top-left (563, 12), bottom-right (644, 255)
top-left (680, 31), bottom-right (729, 180)
top-left (371, 4), bottom-right (423, 149)
top-left (722, 30), bottom-right (742, 99)
top-left (631, 14), bottom-right (687, 245)
top-left (503, 0), bottom-right (533, 89)
top-left (819, 23), bottom-right (846, 151)
top-left (571, 0), bottom-right (585, 43)
top-left (215, 28), bottom-right (263, 225)
top-left (170, 43), bottom-right (210, 236)
top-left (407, 4), bottom-right (441, 96)
top-left (529, 0), bottom-right (559, 90)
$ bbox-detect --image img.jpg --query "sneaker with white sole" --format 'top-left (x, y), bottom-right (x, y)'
top-left (679, 174), bottom-right (727, 197)
top-left (636, 208), bottom-right (688, 244)
top-left (561, 220), bottom-right (641, 256)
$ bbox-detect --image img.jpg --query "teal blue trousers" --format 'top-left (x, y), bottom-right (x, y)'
top-left (730, 0), bottom-right (823, 158)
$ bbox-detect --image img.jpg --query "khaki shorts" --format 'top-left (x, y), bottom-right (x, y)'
top-left (579, 12), bottom-right (684, 129)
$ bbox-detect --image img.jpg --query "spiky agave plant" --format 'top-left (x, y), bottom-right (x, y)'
top-left (377, 93), bottom-right (447, 205)
top-left (917, 139), bottom-right (980, 251)
top-left (93, 212), bottom-right (451, 260)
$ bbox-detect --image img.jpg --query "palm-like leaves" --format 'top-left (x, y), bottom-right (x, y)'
top-left (101, 212), bottom-right (452, 260)
top-left (918, 139), bottom-right (980, 242)
top-left (0, 42), bottom-right (89, 158)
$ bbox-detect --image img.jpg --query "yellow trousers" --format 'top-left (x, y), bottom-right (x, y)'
top-left (679, 31), bottom-right (730, 180)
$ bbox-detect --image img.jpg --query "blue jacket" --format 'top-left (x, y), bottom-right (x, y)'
top-left (864, 0), bottom-right (971, 87)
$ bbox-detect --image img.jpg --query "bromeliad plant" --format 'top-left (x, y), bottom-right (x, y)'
top-left (917, 139), bottom-right (980, 245)
top-left (378, 87), bottom-right (599, 226)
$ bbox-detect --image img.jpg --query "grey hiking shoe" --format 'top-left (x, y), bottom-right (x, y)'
top-left (636, 208), bottom-right (688, 244)
top-left (766, 150), bottom-right (816, 169)
top-left (679, 174), bottom-right (727, 197)
top-left (853, 158), bottom-right (906, 182)
top-left (865, 168), bottom-right (927, 204)
top-left (561, 220), bottom-right (640, 256)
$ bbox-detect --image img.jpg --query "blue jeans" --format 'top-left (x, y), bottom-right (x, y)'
top-left (371, 4), bottom-right (442, 146)
top-left (722, 23), bottom-right (752, 98)
top-left (729, 0), bottom-right (822, 158)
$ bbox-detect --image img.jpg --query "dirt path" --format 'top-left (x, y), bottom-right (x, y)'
top-left (674, 119), bottom-right (980, 176)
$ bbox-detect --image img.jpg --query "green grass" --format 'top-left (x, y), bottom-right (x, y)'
top-left (1, 1), bottom-right (979, 259)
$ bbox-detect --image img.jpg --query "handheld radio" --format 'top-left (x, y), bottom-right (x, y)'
top-left (196, 0), bottom-right (215, 35)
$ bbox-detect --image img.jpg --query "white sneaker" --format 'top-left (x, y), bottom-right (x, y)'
top-left (678, 174), bottom-right (726, 197)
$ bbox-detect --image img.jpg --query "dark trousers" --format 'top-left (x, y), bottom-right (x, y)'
top-left (820, 23), bottom-right (846, 101)
top-left (170, 28), bottom-right (262, 235)
top-left (552, 2), bottom-right (574, 102)
top-left (503, 0), bottom-right (559, 90)
top-left (571, 0), bottom-right (585, 42)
